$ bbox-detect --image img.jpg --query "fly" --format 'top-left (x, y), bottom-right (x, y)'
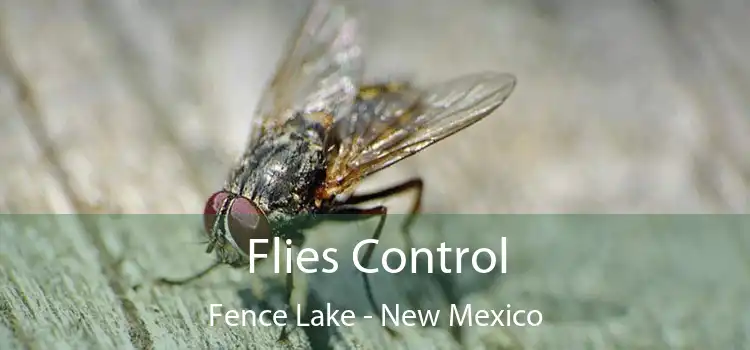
top-left (143, 0), bottom-right (516, 341)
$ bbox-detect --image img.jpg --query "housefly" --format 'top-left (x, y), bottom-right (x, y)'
top-left (147, 0), bottom-right (516, 341)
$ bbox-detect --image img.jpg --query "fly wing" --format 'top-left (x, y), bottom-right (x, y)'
top-left (246, 0), bottom-right (363, 149)
top-left (323, 72), bottom-right (517, 196)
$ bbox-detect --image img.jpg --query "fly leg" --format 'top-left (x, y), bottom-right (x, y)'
top-left (327, 205), bottom-right (400, 337)
top-left (277, 236), bottom-right (308, 343)
top-left (343, 178), bottom-right (423, 255)
top-left (133, 261), bottom-right (223, 290)
top-left (276, 262), bottom-right (295, 343)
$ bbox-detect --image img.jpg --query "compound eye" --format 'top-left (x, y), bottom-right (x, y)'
top-left (227, 196), bottom-right (272, 258)
top-left (203, 191), bottom-right (232, 237)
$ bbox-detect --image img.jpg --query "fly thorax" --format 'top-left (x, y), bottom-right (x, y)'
top-left (238, 129), bottom-right (326, 214)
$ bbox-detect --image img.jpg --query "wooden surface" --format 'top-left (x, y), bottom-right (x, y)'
top-left (1, 0), bottom-right (750, 349)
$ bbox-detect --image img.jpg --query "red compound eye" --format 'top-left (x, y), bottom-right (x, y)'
top-left (203, 191), bottom-right (271, 258)
top-left (203, 191), bottom-right (231, 236)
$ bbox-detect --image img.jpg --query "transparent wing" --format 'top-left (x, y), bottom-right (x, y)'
top-left (246, 0), bottom-right (363, 148)
top-left (323, 72), bottom-right (517, 196)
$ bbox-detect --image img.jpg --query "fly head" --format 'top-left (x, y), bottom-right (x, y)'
top-left (203, 190), bottom-right (273, 266)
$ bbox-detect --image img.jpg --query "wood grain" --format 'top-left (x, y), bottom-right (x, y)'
top-left (1, 0), bottom-right (749, 349)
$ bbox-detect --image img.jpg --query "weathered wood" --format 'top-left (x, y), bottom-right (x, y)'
top-left (1, 0), bottom-right (750, 349)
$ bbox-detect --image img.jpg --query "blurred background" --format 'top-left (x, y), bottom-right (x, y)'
top-left (1, 0), bottom-right (749, 349)
top-left (3, 0), bottom-right (749, 214)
